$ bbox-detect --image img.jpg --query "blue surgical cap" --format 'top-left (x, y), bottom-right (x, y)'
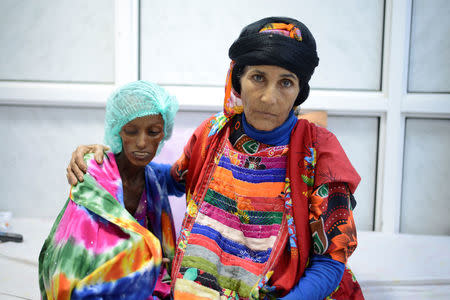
top-left (104, 80), bottom-right (178, 155)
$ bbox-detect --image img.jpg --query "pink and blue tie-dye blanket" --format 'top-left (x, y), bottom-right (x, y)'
top-left (39, 152), bottom-right (176, 299)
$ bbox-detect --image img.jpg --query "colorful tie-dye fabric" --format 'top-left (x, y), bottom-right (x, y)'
top-left (39, 152), bottom-right (176, 299)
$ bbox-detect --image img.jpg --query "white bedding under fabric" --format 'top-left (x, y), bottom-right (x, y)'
top-left (0, 218), bottom-right (52, 300)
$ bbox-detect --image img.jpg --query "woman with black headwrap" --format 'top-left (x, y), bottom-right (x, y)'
top-left (67, 17), bottom-right (364, 299)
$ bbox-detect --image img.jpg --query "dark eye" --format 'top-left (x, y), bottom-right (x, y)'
top-left (280, 79), bottom-right (293, 88)
top-left (123, 127), bottom-right (137, 135)
top-left (148, 128), bottom-right (162, 136)
top-left (252, 74), bottom-right (264, 82)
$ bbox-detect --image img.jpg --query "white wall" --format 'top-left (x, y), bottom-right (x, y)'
top-left (141, 0), bottom-right (384, 90)
top-left (0, 0), bottom-right (114, 83)
top-left (0, 105), bottom-right (105, 217)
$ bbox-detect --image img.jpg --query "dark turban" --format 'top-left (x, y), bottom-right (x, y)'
top-left (228, 17), bottom-right (319, 106)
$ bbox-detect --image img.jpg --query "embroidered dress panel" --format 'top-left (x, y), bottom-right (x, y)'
top-left (178, 134), bottom-right (288, 298)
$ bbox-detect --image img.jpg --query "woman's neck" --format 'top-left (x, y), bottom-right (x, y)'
top-left (115, 152), bottom-right (145, 183)
top-left (115, 152), bottom-right (146, 215)
top-left (242, 110), bottom-right (297, 146)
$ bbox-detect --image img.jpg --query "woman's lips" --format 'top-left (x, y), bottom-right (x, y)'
top-left (255, 111), bottom-right (277, 118)
top-left (132, 151), bottom-right (151, 160)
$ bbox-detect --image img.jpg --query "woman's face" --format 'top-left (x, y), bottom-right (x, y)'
top-left (240, 65), bottom-right (300, 131)
top-left (119, 114), bottom-right (164, 167)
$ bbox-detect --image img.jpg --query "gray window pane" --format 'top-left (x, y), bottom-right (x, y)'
top-left (327, 116), bottom-right (379, 231)
top-left (0, 0), bottom-right (114, 83)
top-left (0, 105), bottom-right (105, 218)
top-left (408, 0), bottom-right (450, 93)
top-left (401, 118), bottom-right (450, 235)
top-left (141, 0), bottom-right (384, 90)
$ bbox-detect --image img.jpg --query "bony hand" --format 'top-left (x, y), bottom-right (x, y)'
top-left (66, 144), bottom-right (109, 185)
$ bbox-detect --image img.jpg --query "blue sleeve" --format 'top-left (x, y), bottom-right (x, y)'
top-left (279, 255), bottom-right (345, 300)
top-left (149, 162), bottom-right (185, 197)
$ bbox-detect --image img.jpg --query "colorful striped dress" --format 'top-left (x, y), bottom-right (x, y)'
top-left (170, 111), bottom-right (364, 299)
top-left (173, 122), bottom-right (292, 299)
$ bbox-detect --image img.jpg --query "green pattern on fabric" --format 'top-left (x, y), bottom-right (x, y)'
top-left (40, 174), bottom-right (144, 290)
top-left (183, 267), bottom-right (198, 281)
top-left (312, 232), bottom-right (325, 254)
top-left (181, 256), bottom-right (253, 297)
top-left (317, 184), bottom-right (329, 198)
top-left (301, 174), bottom-right (314, 187)
top-left (39, 198), bottom-right (70, 295)
top-left (71, 174), bottom-right (137, 223)
top-left (204, 189), bottom-right (283, 225)
top-left (44, 239), bottom-right (100, 280)
top-left (242, 140), bottom-right (260, 154)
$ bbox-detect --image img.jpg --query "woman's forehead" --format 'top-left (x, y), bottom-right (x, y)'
top-left (244, 65), bottom-right (298, 79)
top-left (125, 114), bottom-right (164, 126)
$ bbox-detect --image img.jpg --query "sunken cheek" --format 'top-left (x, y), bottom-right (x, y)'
top-left (122, 134), bottom-right (160, 152)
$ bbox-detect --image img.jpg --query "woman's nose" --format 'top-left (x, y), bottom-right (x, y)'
top-left (136, 133), bottom-right (146, 149)
top-left (260, 85), bottom-right (277, 104)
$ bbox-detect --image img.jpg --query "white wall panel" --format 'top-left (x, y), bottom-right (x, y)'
top-left (141, 0), bottom-right (384, 90)
top-left (327, 116), bottom-right (379, 231)
top-left (408, 0), bottom-right (450, 93)
top-left (0, 106), bottom-right (105, 218)
top-left (401, 118), bottom-right (450, 235)
top-left (0, 0), bottom-right (114, 83)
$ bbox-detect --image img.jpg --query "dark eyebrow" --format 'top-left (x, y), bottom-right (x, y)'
top-left (251, 69), bottom-right (266, 75)
top-left (280, 73), bottom-right (298, 80)
top-left (251, 69), bottom-right (297, 80)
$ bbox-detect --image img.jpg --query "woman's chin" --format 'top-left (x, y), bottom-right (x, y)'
top-left (130, 153), bottom-right (154, 167)
top-left (251, 122), bottom-right (278, 132)
top-left (130, 159), bottom-right (151, 168)
top-left (246, 115), bottom-right (281, 132)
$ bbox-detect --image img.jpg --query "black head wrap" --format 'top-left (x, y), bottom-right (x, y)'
top-left (229, 17), bottom-right (319, 106)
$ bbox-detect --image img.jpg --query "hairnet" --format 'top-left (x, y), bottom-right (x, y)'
top-left (104, 80), bottom-right (178, 155)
